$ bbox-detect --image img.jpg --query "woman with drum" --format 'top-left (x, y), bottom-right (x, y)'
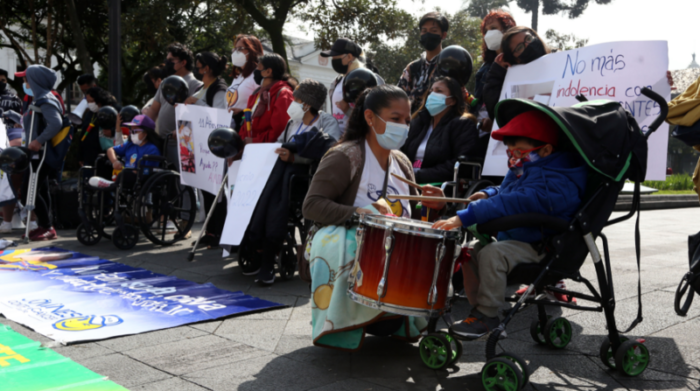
top-left (303, 85), bottom-right (449, 350)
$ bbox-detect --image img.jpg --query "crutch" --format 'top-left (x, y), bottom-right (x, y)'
top-left (187, 172), bottom-right (228, 261)
top-left (23, 105), bottom-right (48, 243)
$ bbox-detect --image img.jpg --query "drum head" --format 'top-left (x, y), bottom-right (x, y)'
top-left (360, 214), bottom-right (461, 240)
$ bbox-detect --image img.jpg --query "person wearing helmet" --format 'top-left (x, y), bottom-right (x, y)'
top-left (79, 86), bottom-right (119, 168)
top-left (433, 109), bottom-right (587, 337)
top-left (402, 76), bottom-right (479, 184)
top-left (320, 38), bottom-right (365, 136)
top-left (398, 12), bottom-right (449, 114)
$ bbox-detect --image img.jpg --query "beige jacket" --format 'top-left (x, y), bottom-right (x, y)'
top-left (303, 138), bottom-right (420, 226)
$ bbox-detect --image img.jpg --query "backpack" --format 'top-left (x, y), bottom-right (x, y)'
top-left (32, 98), bottom-right (75, 169)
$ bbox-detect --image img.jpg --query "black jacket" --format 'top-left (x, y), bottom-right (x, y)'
top-left (482, 62), bottom-right (508, 120)
top-left (402, 109), bottom-right (479, 184)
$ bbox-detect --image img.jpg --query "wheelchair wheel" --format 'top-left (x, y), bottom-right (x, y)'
top-left (135, 171), bottom-right (196, 246)
top-left (614, 339), bottom-right (650, 377)
top-left (76, 223), bottom-right (101, 246)
top-left (495, 352), bottom-right (530, 387)
top-left (237, 240), bottom-right (261, 275)
top-left (112, 226), bottom-right (139, 250)
top-left (278, 231), bottom-right (298, 281)
top-left (543, 317), bottom-right (572, 349)
top-left (674, 273), bottom-right (695, 316)
top-left (418, 333), bottom-right (453, 370)
top-left (481, 357), bottom-right (523, 391)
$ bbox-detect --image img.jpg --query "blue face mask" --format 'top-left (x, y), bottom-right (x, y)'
top-left (99, 134), bottom-right (114, 150)
top-left (425, 92), bottom-right (452, 116)
top-left (23, 84), bottom-right (34, 97)
top-left (373, 115), bottom-right (409, 150)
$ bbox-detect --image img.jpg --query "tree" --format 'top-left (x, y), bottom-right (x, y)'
top-left (545, 29), bottom-right (587, 51)
top-left (462, 0), bottom-right (511, 19)
top-left (514, 0), bottom-right (613, 32)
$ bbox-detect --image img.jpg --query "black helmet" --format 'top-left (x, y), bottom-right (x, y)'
top-left (119, 105), bottom-right (140, 124)
top-left (0, 147), bottom-right (30, 174)
top-left (208, 128), bottom-right (243, 159)
top-left (96, 106), bottom-right (118, 130)
top-left (436, 45), bottom-right (473, 86)
top-left (343, 68), bottom-right (378, 104)
top-left (161, 75), bottom-right (189, 106)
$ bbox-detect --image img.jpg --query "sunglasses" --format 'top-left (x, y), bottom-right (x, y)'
top-left (513, 34), bottom-right (535, 58)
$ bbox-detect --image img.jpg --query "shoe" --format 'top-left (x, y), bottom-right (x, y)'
top-left (29, 227), bottom-right (57, 241)
top-left (255, 264), bottom-right (275, 286)
top-left (0, 221), bottom-right (12, 234)
top-left (241, 251), bottom-right (262, 276)
top-left (88, 177), bottom-right (114, 189)
top-left (515, 285), bottom-right (536, 298)
top-left (11, 211), bottom-right (25, 230)
top-left (449, 309), bottom-right (501, 339)
top-left (546, 280), bottom-right (577, 305)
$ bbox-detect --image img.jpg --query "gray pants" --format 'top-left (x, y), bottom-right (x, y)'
top-left (468, 239), bottom-right (545, 318)
top-left (164, 136), bottom-right (192, 221)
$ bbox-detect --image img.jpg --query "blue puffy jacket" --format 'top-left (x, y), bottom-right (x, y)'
top-left (457, 152), bottom-right (587, 243)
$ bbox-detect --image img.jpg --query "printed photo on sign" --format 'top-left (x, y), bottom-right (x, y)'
top-left (177, 120), bottom-right (196, 173)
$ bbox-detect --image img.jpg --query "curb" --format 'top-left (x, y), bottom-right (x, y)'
top-left (615, 194), bottom-right (700, 211)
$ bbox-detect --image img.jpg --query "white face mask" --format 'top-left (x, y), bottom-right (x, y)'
top-left (131, 133), bottom-right (143, 145)
top-left (231, 50), bottom-right (247, 68)
top-left (88, 102), bottom-right (99, 113)
top-left (286, 101), bottom-right (308, 122)
top-left (484, 29), bottom-right (504, 51)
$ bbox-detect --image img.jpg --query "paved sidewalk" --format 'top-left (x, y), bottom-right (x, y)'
top-left (2, 208), bottom-right (700, 390)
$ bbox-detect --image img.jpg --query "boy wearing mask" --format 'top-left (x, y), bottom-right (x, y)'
top-left (320, 38), bottom-right (364, 136)
top-left (433, 109), bottom-right (587, 337)
top-left (398, 12), bottom-right (449, 114)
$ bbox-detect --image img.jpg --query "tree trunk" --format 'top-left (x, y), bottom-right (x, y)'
top-left (64, 0), bottom-right (92, 74)
top-left (46, 0), bottom-right (53, 67)
top-left (235, 0), bottom-right (290, 65)
top-left (268, 26), bottom-right (288, 65)
top-left (30, 0), bottom-right (39, 62)
top-left (531, 0), bottom-right (539, 31)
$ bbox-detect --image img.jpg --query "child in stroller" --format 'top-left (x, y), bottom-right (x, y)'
top-left (434, 109), bottom-right (587, 337)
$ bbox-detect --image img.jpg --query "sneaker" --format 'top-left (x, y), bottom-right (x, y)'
top-left (449, 309), bottom-right (500, 339)
top-left (255, 265), bottom-right (275, 286)
top-left (515, 285), bottom-right (536, 299)
top-left (88, 177), bottom-right (114, 189)
top-left (0, 221), bottom-right (12, 234)
top-left (29, 227), bottom-right (57, 241)
top-left (241, 251), bottom-right (262, 276)
top-left (546, 280), bottom-right (578, 305)
top-left (11, 211), bottom-right (25, 230)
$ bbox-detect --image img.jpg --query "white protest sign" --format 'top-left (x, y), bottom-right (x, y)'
top-left (483, 41), bottom-right (670, 180)
top-left (220, 144), bottom-right (281, 247)
top-left (0, 121), bottom-right (13, 204)
top-left (175, 105), bottom-right (232, 195)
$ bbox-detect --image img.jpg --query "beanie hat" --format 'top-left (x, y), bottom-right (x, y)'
top-left (293, 79), bottom-right (328, 111)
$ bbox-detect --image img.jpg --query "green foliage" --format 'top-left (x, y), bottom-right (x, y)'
top-left (643, 174), bottom-right (694, 191)
top-left (513, 0), bottom-right (613, 30)
top-left (462, 0), bottom-right (512, 19)
top-left (545, 29), bottom-right (588, 51)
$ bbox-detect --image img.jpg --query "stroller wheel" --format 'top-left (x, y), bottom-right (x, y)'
top-left (529, 319), bottom-right (546, 345)
top-left (112, 226), bottom-right (139, 250)
top-left (446, 333), bottom-right (463, 364)
top-left (543, 317), bottom-right (572, 349)
top-left (495, 352), bottom-right (530, 387)
top-left (77, 223), bottom-right (101, 246)
top-left (481, 357), bottom-right (523, 391)
top-left (599, 337), bottom-right (629, 369)
top-left (419, 333), bottom-right (453, 370)
top-left (614, 339), bottom-right (650, 377)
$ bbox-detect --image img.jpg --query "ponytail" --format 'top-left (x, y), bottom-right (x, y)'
top-left (196, 52), bottom-right (228, 77)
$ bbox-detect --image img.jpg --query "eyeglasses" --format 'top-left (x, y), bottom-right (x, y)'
top-left (506, 145), bottom-right (543, 159)
top-left (512, 34), bottom-right (535, 58)
top-left (233, 47), bottom-right (248, 52)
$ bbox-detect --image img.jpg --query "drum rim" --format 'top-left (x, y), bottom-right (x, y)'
top-left (347, 288), bottom-right (445, 318)
top-left (360, 214), bottom-right (461, 240)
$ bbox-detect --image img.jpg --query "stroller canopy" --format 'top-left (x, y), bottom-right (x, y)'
top-left (495, 99), bottom-right (648, 182)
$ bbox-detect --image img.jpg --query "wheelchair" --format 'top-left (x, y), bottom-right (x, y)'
top-left (76, 153), bottom-right (197, 250)
top-left (237, 163), bottom-right (315, 281)
top-left (414, 90), bottom-right (667, 389)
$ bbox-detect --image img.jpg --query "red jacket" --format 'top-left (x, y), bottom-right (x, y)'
top-left (240, 80), bottom-right (293, 143)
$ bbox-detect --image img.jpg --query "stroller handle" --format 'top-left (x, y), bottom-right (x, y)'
top-left (640, 87), bottom-right (668, 140)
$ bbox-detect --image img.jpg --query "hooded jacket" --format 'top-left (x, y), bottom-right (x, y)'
top-left (457, 151), bottom-right (587, 243)
top-left (22, 65), bottom-right (63, 145)
top-left (402, 109), bottom-right (479, 184)
top-left (277, 111), bottom-right (342, 143)
top-left (240, 80), bottom-right (294, 143)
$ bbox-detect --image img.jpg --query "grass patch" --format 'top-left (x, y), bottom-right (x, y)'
top-left (652, 190), bottom-right (696, 195)
top-left (642, 173), bottom-right (694, 191)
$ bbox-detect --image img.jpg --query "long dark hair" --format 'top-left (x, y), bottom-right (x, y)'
top-left (501, 26), bottom-right (550, 65)
top-left (196, 52), bottom-right (228, 77)
top-left (412, 76), bottom-right (471, 120)
top-left (340, 84), bottom-right (409, 143)
top-left (86, 86), bottom-right (117, 107)
top-left (259, 53), bottom-right (297, 88)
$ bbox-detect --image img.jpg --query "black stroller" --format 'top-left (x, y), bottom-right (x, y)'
top-left (417, 89), bottom-right (668, 389)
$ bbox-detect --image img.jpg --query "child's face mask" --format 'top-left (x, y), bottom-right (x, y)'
top-left (506, 146), bottom-right (543, 178)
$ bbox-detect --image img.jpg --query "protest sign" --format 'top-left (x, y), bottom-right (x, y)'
top-left (0, 248), bottom-right (283, 344)
top-left (220, 144), bottom-right (280, 247)
top-left (482, 41), bottom-right (670, 180)
top-left (175, 105), bottom-right (232, 195)
top-left (0, 121), bottom-right (14, 205)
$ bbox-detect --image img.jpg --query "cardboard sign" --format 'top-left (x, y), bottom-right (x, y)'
top-left (482, 41), bottom-right (670, 180)
top-left (174, 105), bottom-right (232, 195)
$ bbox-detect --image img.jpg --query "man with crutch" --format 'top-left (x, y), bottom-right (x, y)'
top-left (19, 65), bottom-right (63, 241)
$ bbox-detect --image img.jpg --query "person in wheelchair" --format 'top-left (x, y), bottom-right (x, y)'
top-left (433, 109), bottom-right (587, 338)
top-left (88, 114), bottom-right (161, 190)
top-left (401, 76), bottom-right (479, 184)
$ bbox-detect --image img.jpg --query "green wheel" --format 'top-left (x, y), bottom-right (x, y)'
top-left (445, 333), bottom-right (463, 364)
top-left (496, 352), bottom-right (530, 387)
top-left (544, 317), bottom-right (572, 349)
top-left (614, 339), bottom-right (650, 377)
top-left (481, 357), bottom-right (523, 391)
top-left (419, 333), bottom-right (453, 370)
top-left (599, 337), bottom-right (629, 369)
top-left (529, 319), bottom-right (546, 345)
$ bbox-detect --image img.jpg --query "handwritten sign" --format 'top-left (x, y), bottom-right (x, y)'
top-left (175, 105), bottom-right (232, 195)
top-left (0, 121), bottom-right (13, 205)
top-left (220, 144), bottom-right (281, 247)
top-left (482, 41), bottom-right (670, 180)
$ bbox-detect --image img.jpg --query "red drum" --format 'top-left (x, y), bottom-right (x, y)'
top-left (347, 214), bottom-right (462, 317)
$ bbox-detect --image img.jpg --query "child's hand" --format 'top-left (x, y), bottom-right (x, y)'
top-left (432, 216), bottom-right (462, 230)
top-left (468, 192), bottom-right (488, 201)
top-left (112, 161), bottom-right (123, 170)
